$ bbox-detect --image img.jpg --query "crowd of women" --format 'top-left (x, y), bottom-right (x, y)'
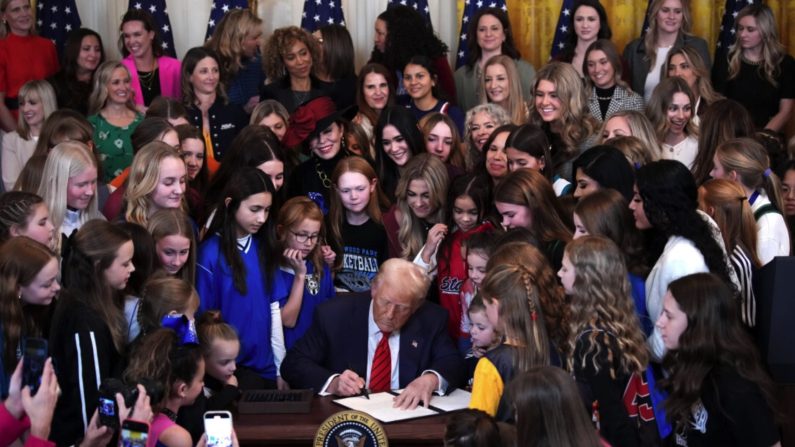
top-left (0, 0), bottom-right (792, 445)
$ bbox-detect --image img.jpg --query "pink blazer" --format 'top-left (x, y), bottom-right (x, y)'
top-left (122, 55), bottom-right (181, 106)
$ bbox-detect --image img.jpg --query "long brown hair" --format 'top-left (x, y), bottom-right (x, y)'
top-left (493, 169), bottom-right (572, 245)
top-left (0, 237), bottom-right (56, 373)
top-left (699, 179), bottom-right (760, 266)
top-left (147, 208), bottom-right (197, 285)
top-left (574, 189), bottom-right (649, 277)
top-left (661, 273), bottom-right (779, 430)
top-left (510, 366), bottom-right (603, 447)
top-left (63, 219), bottom-right (131, 352)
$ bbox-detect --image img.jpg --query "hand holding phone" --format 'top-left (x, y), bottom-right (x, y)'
top-left (20, 357), bottom-right (59, 440)
top-left (22, 337), bottom-right (47, 396)
top-left (120, 419), bottom-right (149, 447)
top-left (204, 411), bottom-right (233, 447)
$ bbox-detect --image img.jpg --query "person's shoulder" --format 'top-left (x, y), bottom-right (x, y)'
top-left (682, 34), bottom-right (708, 47)
top-left (158, 56), bottom-right (181, 67)
top-left (198, 234), bottom-right (223, 257)
top-left (412, 300), bottom-right (448, 323)
top-left (158, 423), bottom-right (193, 447)
top-left (515, 58), bottom-right (536, 74)
top-left (623, 38), bottom-right (643, 55)
top-left (315, 293), bottom-right (370, 318)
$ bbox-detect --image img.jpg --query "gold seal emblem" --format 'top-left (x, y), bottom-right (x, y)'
top-left (313, 410), bottom-right (388, 447)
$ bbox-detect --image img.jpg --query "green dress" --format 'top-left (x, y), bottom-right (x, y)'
top-left (88, 112), bottom-right (143, 182)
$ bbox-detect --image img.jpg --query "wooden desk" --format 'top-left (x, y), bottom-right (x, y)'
top-left (235, 396), bottom-right (447, 446)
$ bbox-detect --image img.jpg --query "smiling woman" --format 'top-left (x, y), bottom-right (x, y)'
top-left (0, 0), bottom-right (59, 132)
top-left (118, 9), bottom-right (182, 109)
top-left (0, 236), bottom-right (60, 399)
top-left (125, 141), bottom-right (187, 227)
top-left (182, 46), bottom-right (248, 175)
top-left (88, 61), bottom-right (144, 183)
top-left (36, 141), bottom-right (103, 255)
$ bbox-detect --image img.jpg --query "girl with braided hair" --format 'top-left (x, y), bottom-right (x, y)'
top-left (0, 191), bottom-right (54, 248)
top-left (559, 236), bottom-right (654, 447)
top-left (468, 263), bottom-right (551, 422)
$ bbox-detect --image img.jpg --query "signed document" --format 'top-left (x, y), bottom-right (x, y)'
top-left (333, 389), bottom-right (471, 423)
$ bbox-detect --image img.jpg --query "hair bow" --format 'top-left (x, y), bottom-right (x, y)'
top-left (161, 314), bottom-right (199, 345)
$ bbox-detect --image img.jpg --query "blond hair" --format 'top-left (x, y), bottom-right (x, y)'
top-left (16, 80), bottom-right (57, 139)
top-left (480, 55), bottom-right (526, 124)
top-left (37, 142), bottom-right (103, 252)
top-left (125, 141), bottom-right (186, 227)
top-left (88, 61), bottom-right (138, 116)
top-left (565, 236), bottom-right (649, 377)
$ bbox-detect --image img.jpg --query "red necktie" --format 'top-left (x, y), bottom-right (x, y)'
top-left (370, 331), bottom-right (392, 392)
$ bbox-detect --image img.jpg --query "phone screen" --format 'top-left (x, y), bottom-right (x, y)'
top-left (22, 338), bottom-right (47, 396)
top-left (121, 421), bottom-right (149, 447)
top-left (204, 412), bottom-right (233, 447)
top-left (98, 395), bottom-right (118, 428)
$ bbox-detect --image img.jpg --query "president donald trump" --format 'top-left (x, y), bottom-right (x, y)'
top-left (280, 258), bottom-right (465, 409)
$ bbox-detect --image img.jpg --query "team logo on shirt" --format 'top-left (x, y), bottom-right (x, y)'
top-left (306, 273), bottom-right (320, 295)
top-left (314, 410), bottom-right (388, 447)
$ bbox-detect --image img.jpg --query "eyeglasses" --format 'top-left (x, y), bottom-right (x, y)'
top-left (291, 231), bottom-right (320, 244)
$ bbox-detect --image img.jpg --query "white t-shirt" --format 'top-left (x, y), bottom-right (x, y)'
top-left (644, 46), bottom-right (672, 102)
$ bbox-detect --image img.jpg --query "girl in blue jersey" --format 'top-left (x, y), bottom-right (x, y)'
top-left (274, 196), bottom-right (336, 350)
top-left (197, 167), bottom-right (286, 389)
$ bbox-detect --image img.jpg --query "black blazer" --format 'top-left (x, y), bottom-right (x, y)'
top-left (280, 294), bottom-right (465, 393)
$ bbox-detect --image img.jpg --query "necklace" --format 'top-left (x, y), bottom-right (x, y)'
top-left (160, 407), bottom-right (177, 422)
top-left (138, 69), bottom-right (156, 91)
top-left (315, 161), bottom-right (332, 188)
top-left (742, 55), bottom-right (763, 66)
top-left (595, 94), bottom-right (613, 100)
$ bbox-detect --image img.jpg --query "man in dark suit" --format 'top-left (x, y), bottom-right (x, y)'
top-left (281, 258), bottom-right (465, 409)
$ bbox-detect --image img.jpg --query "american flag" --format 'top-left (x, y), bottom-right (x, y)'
top-left (205, 0), bottom-right (249, 41)
top-left (716, 0), bottom-right (759, 64)
top-left (127, 0), bottom-right (176, 57)
top-left (387, 0), bottom-right (430, 23)
top-left (640, 0), bottom-right (652, 37)
top-left (455, 0), bottom-right (508, 69)
top-left (300, 0), bottom-right (345, 32)
top-left (36, 0), bottom-right (82, 58)
top-left (549, 0), bottom-right (574, 59)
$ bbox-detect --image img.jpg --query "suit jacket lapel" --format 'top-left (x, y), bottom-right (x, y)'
top-left (606, 87), bottom-right (626, 119)
top-left (348, 298), bottom-right (371, 379)
top-left (397, 309), bottom-right (426, 388)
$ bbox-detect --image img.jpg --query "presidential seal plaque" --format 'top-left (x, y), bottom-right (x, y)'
top-left (313, 410), bottom-right (388, 447)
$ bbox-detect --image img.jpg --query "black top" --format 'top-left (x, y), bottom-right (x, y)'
top-left (259, 76), bottom-right (331, 114)
top-left (286, 149), bottom-right (347, 214)
top-left (712, 54), bottom-right (795, 129)
top-left (669, 365), bottom-right (779, 447)
top-left (595, 85), bottom-right (617, 121)
top-left (49, 295), bottom-right (124, 446)
top-left (186, 96), bottom-right (248, 162)
top-left (47, 71), bottom-right (92, 116)
top-left (334, 218), bottom-right (389, 293)
top-left (137, 68), bottom-right (161, 106)
top-left (176, 375), bottom-right (241, 444)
